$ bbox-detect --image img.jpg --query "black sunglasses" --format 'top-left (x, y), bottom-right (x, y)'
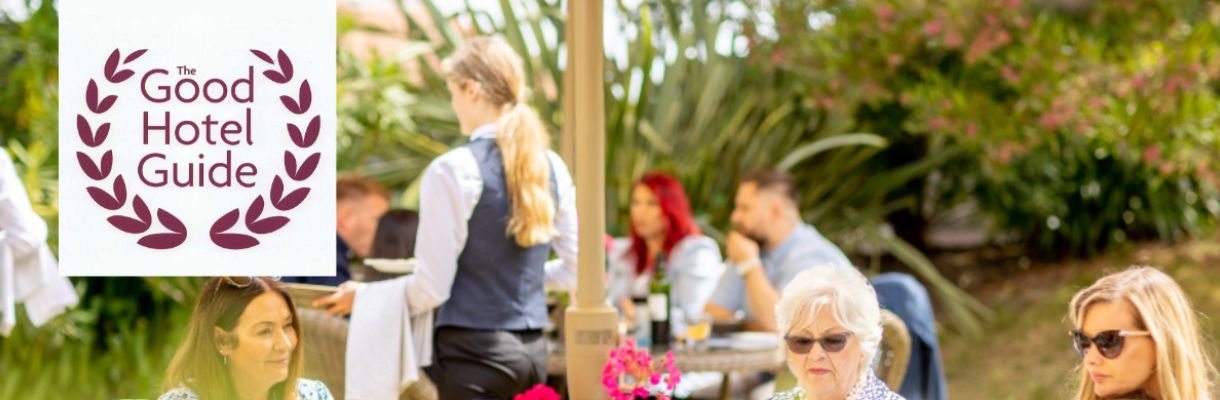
top-left (1070, 329), bottom-right (1150, 359)
top-left (783, 332), bottom-right (853, 355)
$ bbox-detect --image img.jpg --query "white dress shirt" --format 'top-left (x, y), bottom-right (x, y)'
top-left (0, 150), bottom-right (78, 336)
top-left (402, 123), bottom-right (579, 316)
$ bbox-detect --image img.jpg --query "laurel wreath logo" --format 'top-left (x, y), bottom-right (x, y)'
top-left (76, 48), bottom-right (320, 250)
top-left (77, 48), bottom-right (189, 249)
top-left (207, 49), bottom-right (319, 250)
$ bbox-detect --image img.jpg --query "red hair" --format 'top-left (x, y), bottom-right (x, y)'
top-left (629, 172), bottom-right (700, 275)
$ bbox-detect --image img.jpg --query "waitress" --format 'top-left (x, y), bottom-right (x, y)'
top-left (317, 36), bottom-right (578, 398)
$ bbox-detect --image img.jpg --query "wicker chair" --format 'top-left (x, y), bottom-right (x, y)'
top-left (875, 309), bottom-right (911, 390)
top-left (296, 308), bottom-right (439, 400)
top-left (299, 308), bottom-right (349, 397)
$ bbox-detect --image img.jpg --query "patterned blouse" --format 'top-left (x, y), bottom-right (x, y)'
top-left (768, 371), bottom-right (904, 400)
top-left (158, 378), bottom-right (334, 400)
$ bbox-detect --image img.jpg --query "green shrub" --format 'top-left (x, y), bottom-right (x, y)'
top-left (760, 0), bottom-right (1220, 257)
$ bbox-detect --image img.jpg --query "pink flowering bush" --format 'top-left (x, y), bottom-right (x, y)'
top-left (602, 339), bottom-right (683, 400)
top-left (758, 0), bottom-right (1220, 258)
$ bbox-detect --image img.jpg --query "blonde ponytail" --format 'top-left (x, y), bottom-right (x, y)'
top-left (443, 36), bottom-right (557, 247)
top-left (499, 101), bottom-right (557, 246)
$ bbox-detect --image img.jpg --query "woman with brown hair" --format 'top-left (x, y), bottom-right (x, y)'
top-left (160, 277), bottom-right (332, 400)
top-left (317, 35), bottom-right (578, 398)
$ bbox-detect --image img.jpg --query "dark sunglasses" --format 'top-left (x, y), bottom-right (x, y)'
top-left (783, 332), bottom-right (854, 354)
top-left (1070, 329), bottom-right (1150, 359)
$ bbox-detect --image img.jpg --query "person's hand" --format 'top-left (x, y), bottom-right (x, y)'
top-left (726, 231), bottom-right (760, 265)
top-left (313, 281), bottom-right (361, 317)
top-left (618, 297), bottom-right (636, 320)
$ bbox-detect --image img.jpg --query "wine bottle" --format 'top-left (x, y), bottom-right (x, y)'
top-left (649, 252), bottom-right (672, 348)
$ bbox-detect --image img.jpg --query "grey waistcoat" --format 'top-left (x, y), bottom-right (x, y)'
top-left (435, 138), bottom-right (557, 331)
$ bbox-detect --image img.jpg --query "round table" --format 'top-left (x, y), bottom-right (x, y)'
top-left (547, 344), bottom-right (784, 375)
top-left (547, 341), bottom-right (784, 399)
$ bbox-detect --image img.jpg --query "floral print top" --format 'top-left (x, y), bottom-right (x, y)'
top-left (768, 370), bottom-right (904, 400)
top-left (158, 378), bottom-right (334, 400)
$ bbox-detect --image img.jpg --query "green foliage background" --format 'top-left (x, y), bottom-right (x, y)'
top-left (1, 0), bottom-right (1218, 398)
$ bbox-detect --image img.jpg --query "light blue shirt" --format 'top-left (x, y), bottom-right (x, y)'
top-left (607, 235), bottom-right (725, 320)
top-left (707, 223), bottom-right (851, 322)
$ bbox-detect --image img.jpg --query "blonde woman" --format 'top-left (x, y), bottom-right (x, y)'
top-left (1068, 267), bottom-right (1216, 400)
top-left (318, 36), bottom-right (577, 398)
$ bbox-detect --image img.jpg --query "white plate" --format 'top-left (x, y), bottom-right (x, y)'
top-left (728, 332), bottom-right (781, 350)
top-left (364, 258), bottom-right (416, 274)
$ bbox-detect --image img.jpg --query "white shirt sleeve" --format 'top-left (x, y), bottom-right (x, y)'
top-left (543, 151), bottom-right (579, 292)
top-left (604, 237), bottom-right (634, 307)
top-left (0, 152), bottom-right (46, 257)
top-left (403, 149), bottom-right (481, 316)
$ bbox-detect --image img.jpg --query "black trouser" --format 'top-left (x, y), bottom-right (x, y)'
top-left (427, 326), bottom-right (547, 399)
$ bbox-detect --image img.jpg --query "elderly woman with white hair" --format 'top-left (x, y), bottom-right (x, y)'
top-left (768, 265), bottom-right (904, 400)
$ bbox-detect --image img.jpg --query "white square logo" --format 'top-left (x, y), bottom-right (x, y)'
top-left (59, 0), bottom-right (336, 276)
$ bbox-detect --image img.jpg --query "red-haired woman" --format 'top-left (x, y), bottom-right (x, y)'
top-left (608, 172), bottom-right (725, 328)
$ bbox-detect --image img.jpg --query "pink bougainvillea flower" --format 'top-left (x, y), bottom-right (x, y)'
top-left (663, 350), bottom-right (682, 390)
top-left (923, 20), bottom-right (943, 37)
top-left (887, 54), bottom-right (904, 69)
top-left (1002, 65), bottom-right (1021, 85)
top-left (984, 13), bottom-right (999, 26)
top-left (928, 115), bottom-right (950, 131)
top-left (875, 4), bottom-right (895, 21)
top-left (1159, 162), bottom-right (1175, 176)
top-left (1143, 145), bottom-right (1161, 164)
top-left (944, 29), bottom-right (964, 49)
top-left (602, 339), bottom-right (686, 399)
top-left (514, 384), bottom-right (561, 400)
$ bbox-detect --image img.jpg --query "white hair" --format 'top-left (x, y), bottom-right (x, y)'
top-left (775, 264), bottom-right (883, 376)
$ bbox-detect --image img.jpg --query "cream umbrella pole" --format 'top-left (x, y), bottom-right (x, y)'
top-left (563, 0), bottom-right (617, 397)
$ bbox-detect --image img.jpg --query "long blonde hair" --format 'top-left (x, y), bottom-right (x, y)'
top-left (163, 277), bottom-right (304, 399)
top-left (443, 36), bottom-right (556, 247)
top-left (1068, 267), bottom-right (1216, 400)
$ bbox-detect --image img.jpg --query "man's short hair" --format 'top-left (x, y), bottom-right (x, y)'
top-left (741, 169), bottom-right (798, 205)
top-left (337, 174), bottom-right (390, 203)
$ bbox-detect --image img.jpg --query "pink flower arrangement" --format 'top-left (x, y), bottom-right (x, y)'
top-left (662, 350), bottom-right (681, 392)
top-left (515, 384), bottom-right (561, 400)
top-left (602, 338), bottom-right (683, 400)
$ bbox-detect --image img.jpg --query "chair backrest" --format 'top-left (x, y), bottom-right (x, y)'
top-left (298, 308), bottom-right (349, 397)
top-left (873, 308), bottom-right (911, 391)
top-left (296, 304), bottom-right (440, 399)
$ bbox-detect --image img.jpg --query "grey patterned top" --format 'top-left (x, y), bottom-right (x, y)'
top-left (768, 371), bottom-right (904, 400)
top-left (158, 378), bottom-right (334, 400)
